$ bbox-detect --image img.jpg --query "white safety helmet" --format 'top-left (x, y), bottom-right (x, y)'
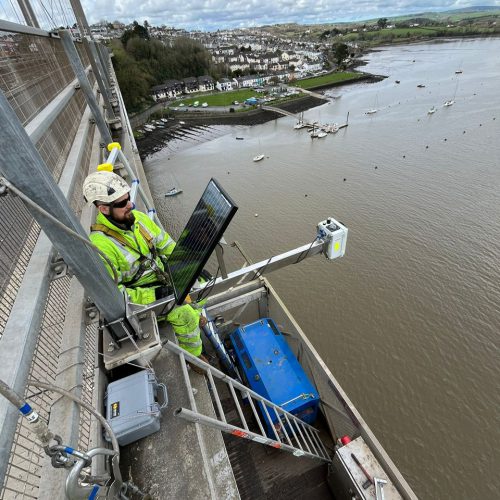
top-left (83, 170), bottom-right (130, 205)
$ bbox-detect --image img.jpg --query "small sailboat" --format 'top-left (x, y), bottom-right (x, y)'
top-left (366, 93), bottom-right (378, 115)
top-left (444, 79), bottom-right (459, 107)
top-left (428, 106), bottom-right (437, 114)
top-left (253, 138), bottom-right (264, 161)
top-left (165, 187), bottom-right (183, 197)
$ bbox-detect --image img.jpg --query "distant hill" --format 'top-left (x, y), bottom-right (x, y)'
top-left (443, 6), bottom-right (500, 13)
top-left (368, 7), bottom-right (500, 23)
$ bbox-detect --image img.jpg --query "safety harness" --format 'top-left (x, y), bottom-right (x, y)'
top-left (90, 223), bottom-right (169, 286)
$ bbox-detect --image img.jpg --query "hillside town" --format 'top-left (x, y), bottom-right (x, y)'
top-left (88, 22), bottom-right (341, 101)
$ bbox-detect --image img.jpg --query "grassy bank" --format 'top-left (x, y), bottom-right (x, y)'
top-left (290, 72), bottom-right (365, 89)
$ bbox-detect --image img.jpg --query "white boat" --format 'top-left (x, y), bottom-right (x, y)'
top-left (253, 154), bottom-right (265, 162)
top-left (193, 101), bottom-right (200, 107)
top-left (179, 121), bottom-right (185, 125)
top-left (165, 187), bottom-right (183, 197)
top-left (444, 79), bottom-right (459, 107)
top-left (144, 124), bottom-right (155, 131)
top-left (294, 121), bottom-right (307, 129)
top-left (366, 93), bottom-right (379, 115)
top-left (316, 131), bottom-right (327, 138)
top-left (202, 102), bottom-right (208, 108)
top-left (428, 106), bottom-right (437, 114)
top-left (326, 123), bottom-right (339, 133)
top-left (161, 118), bottom-right (168, 123)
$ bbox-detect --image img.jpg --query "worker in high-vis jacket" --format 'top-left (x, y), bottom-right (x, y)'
top-left (82, 169), bottom-right (207, 362)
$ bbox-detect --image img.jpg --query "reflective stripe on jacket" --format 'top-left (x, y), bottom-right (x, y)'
top-left (90, 210), bottom-right (175, 304)
top-left (167, 305), bottom-right (203, 357)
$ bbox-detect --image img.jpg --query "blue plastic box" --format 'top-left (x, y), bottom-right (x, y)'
top-left (230, 318), bottom-right (319, 437)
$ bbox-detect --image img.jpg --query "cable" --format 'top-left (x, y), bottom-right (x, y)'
top-left (158, 296), bottom-right (177, 318)
top-left (250, 255), bottom-right (272, 281)
top-left (294, 236), bottom-right (320, 265)
top-left (26, 379), bottom-right (123, 495)
top-left (0, 177), bottom-right (119, 283)
top-left (195, 266), bottom-right (220, 304)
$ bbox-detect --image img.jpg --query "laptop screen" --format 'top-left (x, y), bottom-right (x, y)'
top-left (166, 178), bottom-right (238, 305)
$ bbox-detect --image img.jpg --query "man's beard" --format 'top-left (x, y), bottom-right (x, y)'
top-left (109, 208), bottom-right (135, 229)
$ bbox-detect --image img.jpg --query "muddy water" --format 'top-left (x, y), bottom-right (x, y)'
top-left (143, 38), bottom-right (500, 499)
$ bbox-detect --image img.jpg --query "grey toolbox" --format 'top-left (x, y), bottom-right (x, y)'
top-left (105, 369), bottom-right (168, 446)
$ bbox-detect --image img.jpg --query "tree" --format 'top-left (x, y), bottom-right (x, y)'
top-left (332, 43), bottom-right (349, 67)
top-left (121, 20), bottom-right (150, 45)
top-left (377, 18), bottom-right (388, 29)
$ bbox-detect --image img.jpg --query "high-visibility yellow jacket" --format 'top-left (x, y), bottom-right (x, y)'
top-left (90, 210), bottom-right (203, 356)
top-left (90, 210), bottom-right (175, 304)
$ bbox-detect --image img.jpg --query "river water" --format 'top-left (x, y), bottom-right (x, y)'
top-left (143, 38), bottom-right (500, 499)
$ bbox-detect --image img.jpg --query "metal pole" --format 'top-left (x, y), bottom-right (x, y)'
top-left (94, 42), bottom-right (111, 86)
top-left (0, 90), bottom-right (132, 340)
top-left (82, 38), bottom-right (116, 120)
top-left (67, 0), bottom-right (92, 38)
top-left (174, 407), bottom-right (329, 463)
top-left (59, 30), bottom-right (113, 145)
top-left (17, 0), bottom-right (40, 28)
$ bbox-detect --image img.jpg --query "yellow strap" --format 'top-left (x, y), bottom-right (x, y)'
top-left (137, 224), bottom-right (154, 250)
top-left (90, 223), bottom-right (154, 252)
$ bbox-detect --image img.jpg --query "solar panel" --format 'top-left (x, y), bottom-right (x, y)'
top-left (167, 178), bottom-right (238, 305)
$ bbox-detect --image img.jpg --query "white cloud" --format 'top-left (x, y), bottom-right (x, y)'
top-left (77, 0), bottom-right (500, 30)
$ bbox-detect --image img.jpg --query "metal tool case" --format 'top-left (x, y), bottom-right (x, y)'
top-left (105, 370), bottom-right (168, 446)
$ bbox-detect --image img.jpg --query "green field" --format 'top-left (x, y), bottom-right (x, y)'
top-left (171, 89), bottom-right (261, 107)
top-left (291, 72), bottom-right (364, 89)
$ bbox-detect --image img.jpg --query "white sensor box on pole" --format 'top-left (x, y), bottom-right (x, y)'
top-left (317, 218), bottom-right (348, 260)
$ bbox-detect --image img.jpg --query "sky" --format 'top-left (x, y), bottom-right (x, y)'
top-left (81, 0), bottom-right (500, 30)
top-left (1, 0), bottom-right (499, 32)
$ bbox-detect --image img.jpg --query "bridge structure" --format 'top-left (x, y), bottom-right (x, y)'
top-left (260, 105), bottom-right (299, 119)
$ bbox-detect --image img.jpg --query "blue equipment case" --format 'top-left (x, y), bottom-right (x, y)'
top-left (230, 318), bottom-right (319, 437)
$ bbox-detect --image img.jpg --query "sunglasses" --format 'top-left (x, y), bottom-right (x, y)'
top-left (110, 193), bottom-right (130, 209)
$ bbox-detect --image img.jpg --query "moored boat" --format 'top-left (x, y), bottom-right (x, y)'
top-left (165, 187), bottom-right (183, 197)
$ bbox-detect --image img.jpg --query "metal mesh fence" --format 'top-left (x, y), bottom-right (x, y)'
top-left (0, 276), bottom-right (71, 500)
top-left (78, 323), bottom-right (98, 450)
top-left (0, 33), bottom-right (74, 126)
top-left (35, 90), bottom-right (87, 181)
top-left (0, 201), bottom-right (40, 337)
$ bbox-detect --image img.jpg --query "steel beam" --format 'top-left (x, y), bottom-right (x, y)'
top-left (25, 73), bottom-right (90, 143)
top-left (0, 19), bottom-right (48, 36)
top-left (17, 0), bottom-right (40, 29)
top-left (0, 90), bottom-right (130, 333)
top-left (59, 30), bottom-right (112, 145)
top-left (82, 39), bottom-right (116, 120)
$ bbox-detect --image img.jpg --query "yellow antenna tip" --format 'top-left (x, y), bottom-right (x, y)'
top-left (97, 163), bottom-right (113, 172)
top-left (107, 142), bottom-right (121, 151)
